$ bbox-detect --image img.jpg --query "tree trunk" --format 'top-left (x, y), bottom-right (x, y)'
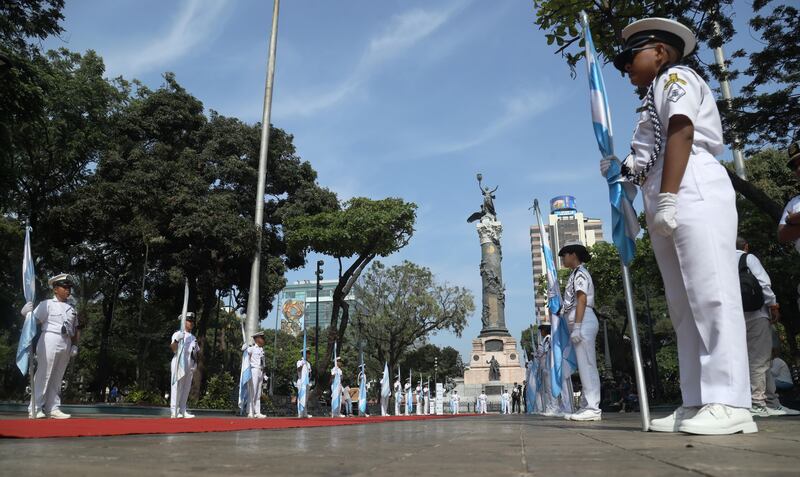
top-left (95, 281), bottom-right (119, 399)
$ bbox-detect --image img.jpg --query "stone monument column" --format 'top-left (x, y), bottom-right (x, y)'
top-left (476, 218), bottom-right (509, 337)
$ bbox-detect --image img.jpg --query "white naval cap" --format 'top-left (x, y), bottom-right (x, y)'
top-left (48, 273), bottom-right (74, 288)
top-left (614, 17), bottom-right (697, 72)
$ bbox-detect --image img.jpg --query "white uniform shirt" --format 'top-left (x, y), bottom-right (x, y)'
top-left (736, 251), bottom-right (777, 318)
top-left (171, 330), bottom-right (197, 369)
top-left (33, 298), bottom-right (78, 336)
top-left (247, 345), bottom-right (265, 369)
top-left (394, 381), bottom-right (401, 393)
top-left (478, 393), bottom-right (487, 403)
top-left (296, 359), bottom-right (310, 380)
top-left (780, 195), bottom-right (800, 253)
top-left (629, 65), bottom-right (724, 181)
top-left (562, 265), bottom-right (594, 321)
top-left (331, 365), bottom-right (342, 379)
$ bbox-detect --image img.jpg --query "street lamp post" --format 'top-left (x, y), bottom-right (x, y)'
top-left (314, 260), bottom-right (324, 384)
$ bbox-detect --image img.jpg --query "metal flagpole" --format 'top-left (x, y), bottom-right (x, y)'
top-left (579, 11), bottom-right (650, 431)
top-left (270, 292), bottom-right (280, 396)
top-left (712, 19), bottom-right (746, 179)
top-left (245, 0), bottom-right (281, 343)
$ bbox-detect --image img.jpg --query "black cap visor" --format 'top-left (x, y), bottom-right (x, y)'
top-left (613, 30), bottom-right (686, 72)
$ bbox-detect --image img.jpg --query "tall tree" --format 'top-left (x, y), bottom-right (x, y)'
top-left (351, 260), bottom-right (474, 375)
top-left (285, 198), bottom-right (417, 389)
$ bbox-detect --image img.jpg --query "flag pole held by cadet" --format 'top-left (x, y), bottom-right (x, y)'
top-left (579, 10), bottom-right (650, 430)
top-left (173, 278), bottom-right (190, 386)
top-left (17, 223), bottom-right (37, 418)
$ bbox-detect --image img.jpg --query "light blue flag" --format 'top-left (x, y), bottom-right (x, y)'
top-left (172, 279), bottom-right (190, 386)
top-left (406, 369), bottom-right (413, 414)
top-left (358, 368), bottom-right (367, 416)
top-left (238, 349), bottom-right (251, 414)
top-left (533, 200), bottom-right (576, 398)
top-left (298, 312), bottom-right (309, 416)
top-left (331, 342), bottom-right (341, 416)
top-left (16, 225), bottom-right (37, 375)
top-left (381, 362), bottom-right (391, 402)
top-left (580, 11), bottom-right (639, 265)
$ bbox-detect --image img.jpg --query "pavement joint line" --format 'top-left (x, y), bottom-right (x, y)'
top-left (518, 424), bottom-right (531, 475)
top-left (576, 431), bottom-right (714, 477)
top-left (686, 438), bottom-right (800, 461)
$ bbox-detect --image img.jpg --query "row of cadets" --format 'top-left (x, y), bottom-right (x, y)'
top-left (602, 17), bottom-right (755, 435)
top-left (19, 273), bottom-right (80, 419)
top-left (558, 241), bottom-right (602, 421)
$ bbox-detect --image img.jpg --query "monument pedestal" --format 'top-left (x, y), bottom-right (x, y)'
top-left (463, 334), bottom-right (525, 388)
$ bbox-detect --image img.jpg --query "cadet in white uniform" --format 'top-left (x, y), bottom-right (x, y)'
top-left (603, 17), bottom-right (754, 435)
top-left (558, 242), bottom-right (601, 422)
top-left (415, 384), bottom-right (423, 415)
top-left (451, 390), bottom-right (460, 415)
top-left (296, 351), bottom-right (311, 418)
top-left (394, 378), bottom-right (402, 415)
top-left (245, 332), bottom-right (267, 418)
top-left (170, 312), bottom-right (198, 418)
top-left (535, 323), bottom-right (553, 415)
top-left (20, 274), bottom-right (80, 419)
top-left (778, 142), bottom-right (800, 316)
top-left (478, 390), bottom-right (488, 414)
top-left (404, 380), bottom-right (413, 415)
top-left (502, 389), bottom-right (511, 414)
top-left (423, 384), bottom-right (430, 415)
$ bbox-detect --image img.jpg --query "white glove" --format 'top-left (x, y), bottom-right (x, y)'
top-left (600, 155), bottom-right (617, 177)
top-left (176, 331), bottom-right (185, 341)
top-left (570, 323), bottom-right (583, 344)
top-left (263, 374), bottom-right (269, 382)
top-left (70, 345), bottom-right (79, 357)
top-left (21, 302), bottom-right (33, 317)
top-left (241, 343), bottom-right (248, 351)
top-left (652, 192), bottom-right (678, 237)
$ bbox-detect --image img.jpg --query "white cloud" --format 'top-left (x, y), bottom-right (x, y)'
top-left (105, 0), bottom-right (231, 77)
top-left (275, 2), bottom-right (468, 118)
top-left (427, 88), bottom-right (562, 155)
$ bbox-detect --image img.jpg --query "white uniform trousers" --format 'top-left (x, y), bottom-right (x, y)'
top-left (416, 398), bottom-right (423, 415)
top-left (380, 395), bottom-right (389, 416)
top-left (570, 310), bottom-right (601, 412)
top-left (424, 396), bottom-right (430, 415)
top-left (394, 393), bottom-right (401, 415)
top-left (32, 332), bottom-right (71, 414)
top-left (249, 368), bottom-right (263, 416)
top-left (644, 158), bottom-right (750, 408)
top-left (170, 361), bottom-right (194, 415)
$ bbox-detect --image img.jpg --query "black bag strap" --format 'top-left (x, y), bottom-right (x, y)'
top-left (738, 253), bottom-right (749, 273)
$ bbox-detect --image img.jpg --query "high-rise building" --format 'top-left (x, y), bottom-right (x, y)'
top-left (278, 280), bottom-right (356, 336)
top-left (529, 195), bottom-right (605, 322)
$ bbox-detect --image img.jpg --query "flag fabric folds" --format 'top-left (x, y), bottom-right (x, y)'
top-left (406, 369), bottom-right (413, 414)
top-left (358, 350), bottom-right (367, 415)
top-left (172, 279), bottom-right (190, 385)
top-left (381, 362), bottom-right (391, 402)
top-left (331, 342), bottom-right (341, 416)
top-left (298, 311), bottom-right (309, 416)
top-left (580, 12), bottom-right (639, 265)
top-left (533, 201), bottom-right (576, 398)
top-left (15, 225), bottom-right (37, 375)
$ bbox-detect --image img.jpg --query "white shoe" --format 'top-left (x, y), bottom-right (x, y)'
top-left (766, 405), bottom-right (800, 416)
top-left (170, 412), bottom-right (177, 419)
top-left (48, 409), bottom-right (71, 419)
top-left (650, 406), bottom-right (699, 433)
top-left (255, 413), bottom-right (266, 418)
top-left (247, 413), bottom-right (254, 418)
top-left (569, 409), bottom-right (602, 421)
top-left (750, 405), bottom-right (769, 417)
top-left (182, 412), bottom-right (195, 419)
top-left (34, 411), bottom-right (46, 419)
top-left (176, 413), bottom-right (184, 418)
top-left (678, 404), bottom-right (758, 435)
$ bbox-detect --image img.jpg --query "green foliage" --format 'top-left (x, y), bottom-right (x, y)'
top-left (195, 372), bottom-right (236, 410)
top-left (127, 388), bottom-right (167, 406)
top-left (351, 260), bottom-right (473, 375)
top-left (398, 344), bottom-right (464, 384)
top-left (532, 1), bottom-right (797, 149)
top-left (655, 344), bottom-right (681, 401)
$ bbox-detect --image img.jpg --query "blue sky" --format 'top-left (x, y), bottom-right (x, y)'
top-left (48, 0), bottom-right (759, 361)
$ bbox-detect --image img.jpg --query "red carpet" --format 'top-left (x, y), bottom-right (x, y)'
top-left (0, 414), bottom-right (475, 439)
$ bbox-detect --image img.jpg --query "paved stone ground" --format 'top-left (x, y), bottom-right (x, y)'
top-left (1, 412), bottom-right (798, 476)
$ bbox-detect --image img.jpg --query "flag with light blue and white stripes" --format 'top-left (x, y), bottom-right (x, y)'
top-left (16, 225), bottom-right (37, 375)
top-left (581, 12), bottom-right (639, 265)
top-left (533, 200), bottom-right (576, 398)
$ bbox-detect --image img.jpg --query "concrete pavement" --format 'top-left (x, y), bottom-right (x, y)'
top-left (1, 412), bottom-right (798, 476)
